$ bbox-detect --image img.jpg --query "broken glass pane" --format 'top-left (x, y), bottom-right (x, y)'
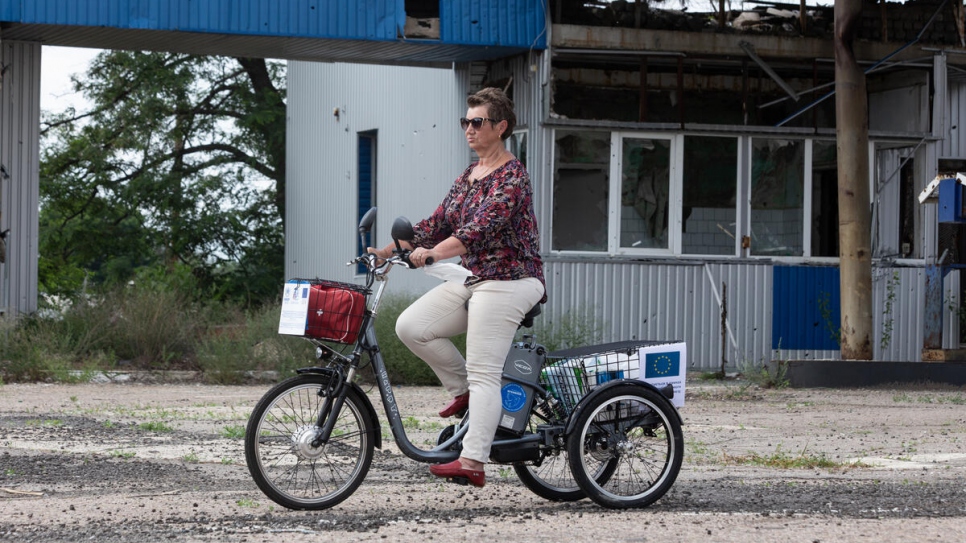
top-left (811, 140), bottom-right (839, 257)
top-left (751, 138), bottom-right (804, 256)
top-left (552, 130), bottom-right (610, 251)
top-left (620, 137), bottom-right (670, 249)
top-left (683, 136), bottom-right (738, 255)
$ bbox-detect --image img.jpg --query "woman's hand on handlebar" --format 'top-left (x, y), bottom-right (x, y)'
top-left (366, 246), bottom-right (393, 260)
top-left (409, 247), bottom-right (436, 268)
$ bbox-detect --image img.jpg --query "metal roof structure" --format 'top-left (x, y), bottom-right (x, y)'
top-left (0, 0), bottom-right (547, 66)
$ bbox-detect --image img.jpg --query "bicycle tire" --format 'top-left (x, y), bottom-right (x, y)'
top-left (567, 383), bottom-right (683, 509)
top-left (244, 374), bottom-right (375, 510)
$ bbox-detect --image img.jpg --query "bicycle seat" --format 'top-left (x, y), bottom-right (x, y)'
top-left (520, 304), bottom-right (541, 328)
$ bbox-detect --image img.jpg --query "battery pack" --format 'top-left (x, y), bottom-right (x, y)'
top-left (497, 344), bottom-right (544, 434)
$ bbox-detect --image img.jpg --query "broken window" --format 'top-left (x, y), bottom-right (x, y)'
top-left (810, 140), bottom-right (838, 258)
top-left (750, 138), bottom-right (804, 256)
top-left (552, 130), bottom-right (611, 251)
top-left (619, 137), bottom-right (671, 249)
top-left (683, 136), bottom-right (738, 255)
top-left (550, 130), bottom-right (894, 262)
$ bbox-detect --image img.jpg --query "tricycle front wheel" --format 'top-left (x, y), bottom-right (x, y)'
top-left (244, 374), bottom-right (375, 510)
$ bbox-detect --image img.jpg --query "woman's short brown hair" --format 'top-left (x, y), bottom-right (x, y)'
top-left (467, 87), bottom-right (516, 140)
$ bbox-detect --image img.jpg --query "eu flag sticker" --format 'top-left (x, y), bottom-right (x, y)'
top-left (644, 351), bottom-right (680, 379)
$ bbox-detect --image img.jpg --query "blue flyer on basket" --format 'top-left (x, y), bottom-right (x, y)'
top-left (639, 342), bottom-right (687, 407)
top-left (278, 280), bottom-right (310, 335)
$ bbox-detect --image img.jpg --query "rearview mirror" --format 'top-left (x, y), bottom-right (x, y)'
top-left (391, 216), bottom-right (415, 242)
top-left (358, 207), bottom-right (377, 234)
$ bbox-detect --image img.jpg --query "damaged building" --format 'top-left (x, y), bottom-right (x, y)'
top-left (3, 0), bottom-right (964, 369)
top-left (284, 0), bottom-right (966, 368)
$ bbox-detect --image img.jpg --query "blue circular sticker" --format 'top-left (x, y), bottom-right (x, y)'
top-left (501, 383), bottom-right (527, 412)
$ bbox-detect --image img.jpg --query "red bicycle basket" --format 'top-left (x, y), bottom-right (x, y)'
top-left (303, 280), bottom-right (369, 344)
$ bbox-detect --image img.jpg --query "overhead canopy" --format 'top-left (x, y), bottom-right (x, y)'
top-left (0, 0), bottom-right (547, 66)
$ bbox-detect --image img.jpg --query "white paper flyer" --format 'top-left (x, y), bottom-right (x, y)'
top-left (278, 280), bottom-right (310, 335)
top-left (423, 262), bottom-right (473, 282)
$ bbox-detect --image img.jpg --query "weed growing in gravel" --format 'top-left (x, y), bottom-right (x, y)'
top-left (738, 359), bottom-right (788, 389)
top-left (183, 452), bottom-right (200, 463)
top-left (686, 439), bottom-right (710, 456)
top-left (236, 499), bottom-right (258, 508)
top-left (221, 425), bottom-right (245, 439)
top-left (402, 416), bottom-right (420, 429)
top-left (110, 450), bottom-right (136, 459)
top-left (138, 421), bottom-right (174, 432)
top-left (722, 444), bottom-right (867, 469)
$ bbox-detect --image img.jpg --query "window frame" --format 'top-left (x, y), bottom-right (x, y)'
top-left (608, 132), bottom-right (681, 256)
top-left (548, 126), bottom-right (902, 263)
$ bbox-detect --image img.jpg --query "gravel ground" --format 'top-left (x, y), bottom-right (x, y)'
top-left (1, 378), bottom-right (965, 542)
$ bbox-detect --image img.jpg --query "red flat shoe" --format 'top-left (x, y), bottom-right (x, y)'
top-left (438, 392), bottom-right (469, 418)
top-left (429, 459), bottom-right (485, 488)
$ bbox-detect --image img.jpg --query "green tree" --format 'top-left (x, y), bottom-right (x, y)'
top-left (39, 51), bottom-right (286, 304)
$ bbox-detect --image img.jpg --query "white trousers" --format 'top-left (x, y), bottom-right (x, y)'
top-left (395, 277), bottom-right (545, 463)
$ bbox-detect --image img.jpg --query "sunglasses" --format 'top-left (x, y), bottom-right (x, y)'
top-left (460, 117), bottom-right (501, 130)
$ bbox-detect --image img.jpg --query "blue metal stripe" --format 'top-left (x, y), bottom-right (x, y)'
top-left (7, 0), bottom-right (406, 41)
top-left (772, 266), bottom-right (840, 350)
top-left (1, 0), bottom-right (546, 50)
top-left (441, 0), bottom-right (547, 49)
top-left (357, 134), bottom-right (375, 274)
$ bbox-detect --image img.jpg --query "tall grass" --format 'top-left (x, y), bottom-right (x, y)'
top-left (1, 285), bottom-right (601, 385)
top-left (0, 287), bottom-right (444, 385)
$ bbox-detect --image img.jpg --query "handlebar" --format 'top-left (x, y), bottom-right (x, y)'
top-left (350, 248), bottom-right (434, 271)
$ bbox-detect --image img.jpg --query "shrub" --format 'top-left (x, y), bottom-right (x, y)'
top-left (527, 309), bottom-right (604, 352)
top-left (2, 285), bottom-right (608, 386)
top-left (196, 303), bottom-right (314, 384)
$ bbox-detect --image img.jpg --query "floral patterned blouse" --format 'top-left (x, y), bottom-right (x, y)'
top-left (412, 158), bottom-right (547, 303)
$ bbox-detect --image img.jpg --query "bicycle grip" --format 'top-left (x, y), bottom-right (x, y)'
top-left (425, 256), bottom-right (435, 266)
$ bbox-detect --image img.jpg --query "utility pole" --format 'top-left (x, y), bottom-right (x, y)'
top-left (834, 0), bottom-right (873, 360)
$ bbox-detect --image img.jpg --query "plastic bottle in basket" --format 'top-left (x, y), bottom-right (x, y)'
top-left (541, 359), bottom-right (585, 412)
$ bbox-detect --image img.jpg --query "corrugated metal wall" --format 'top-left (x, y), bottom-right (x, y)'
top-left (10, 0), bottom-right (406, 41)
top-left (943, 80), bottom-right (966, 158)
top-left (542, 260), bottom-right (950, 369)
top-left (441, 0), bottom-right (547, 48)
top-left (543, 260), bottom-right (772, 370)
top-left (0, 40), bottom-right (41, 315)
top-left (285, 60), bottom-right (468, 294)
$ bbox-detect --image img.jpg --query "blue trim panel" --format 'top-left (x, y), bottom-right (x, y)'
top-left (0, 0), bottom-right (17, 20)
top-left (772, 266), bottom-right (841, 351)
top-left (2, 0), bottom-right (406, 41)
top-left (1, 0), bottom-right (548, 49)
top-left (357, 134), bottom-right (375, 275)
top-left (440, 0), bottom-right (547, 49)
